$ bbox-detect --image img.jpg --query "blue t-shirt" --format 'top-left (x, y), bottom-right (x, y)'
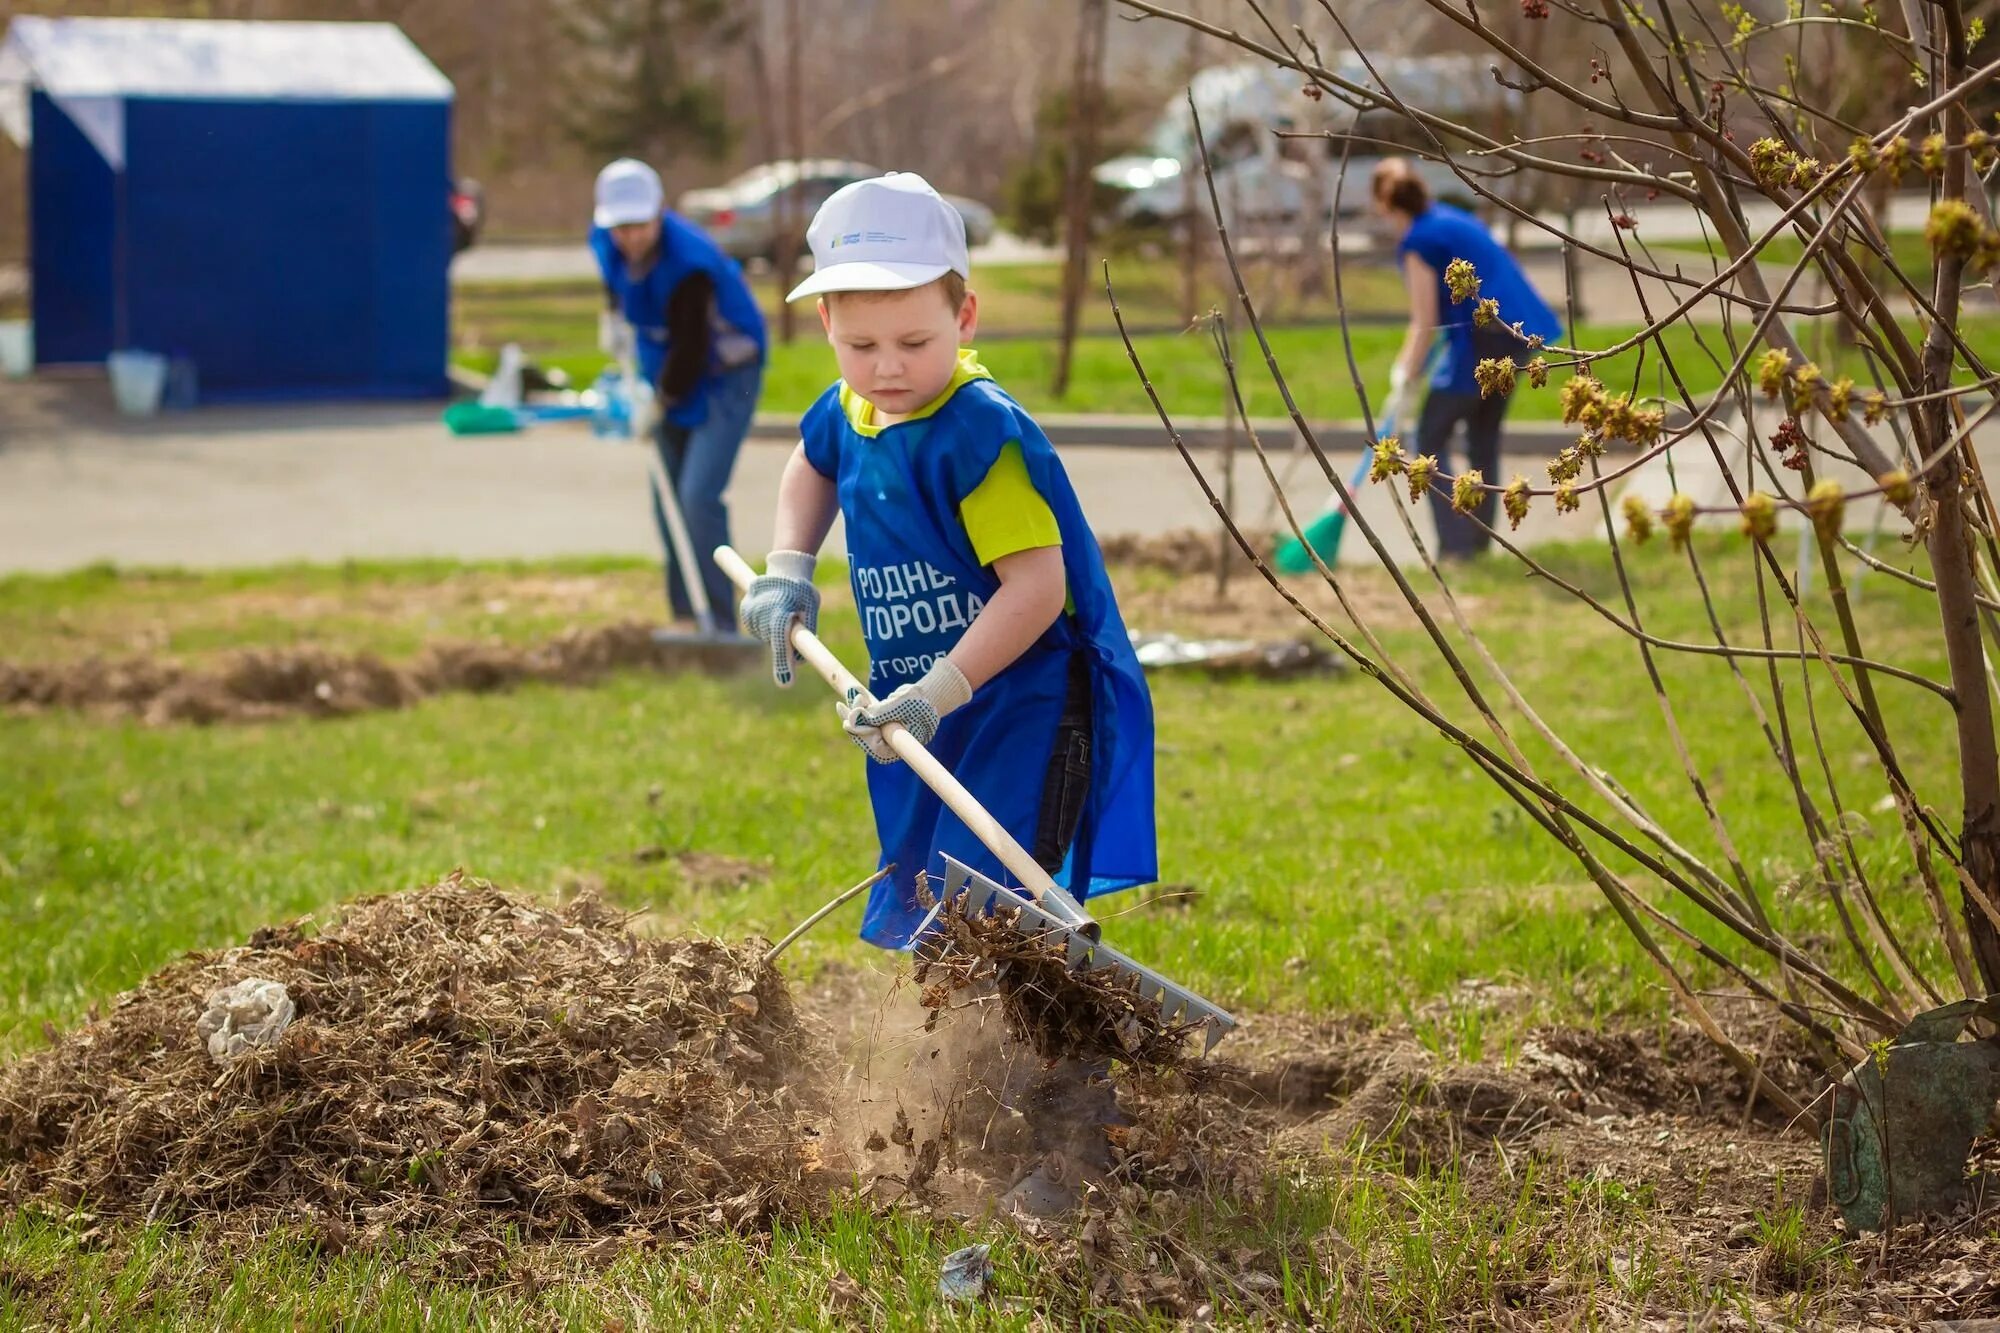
top-left (1398, 203), bottom-right (1562, 395)
top-left (589, 210), bottom-right (767, 428)
top-left (800, 371), bottom-right (1158, 950)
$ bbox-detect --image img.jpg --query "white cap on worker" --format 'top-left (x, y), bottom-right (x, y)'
top-left (594, 158), bottom-right (664, 229)
top-left (787, 172), bottom-right (968, 302)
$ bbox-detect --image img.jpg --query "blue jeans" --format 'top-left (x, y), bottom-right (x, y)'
top-left (650, 362), bottom-right (762, 622)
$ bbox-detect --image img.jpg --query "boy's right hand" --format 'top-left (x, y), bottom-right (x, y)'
top-left (738, 550), bottom-right (820, 686)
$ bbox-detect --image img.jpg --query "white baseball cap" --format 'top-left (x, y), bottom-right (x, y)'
top-left (787, 172), bottom-right (969, 302)
top-left (594, 158), bottom-right (664, 229)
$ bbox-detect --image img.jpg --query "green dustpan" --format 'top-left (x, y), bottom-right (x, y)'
top-left (442, 401), bottom-right (524, 436)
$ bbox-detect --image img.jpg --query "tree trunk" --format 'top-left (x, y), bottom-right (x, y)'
top-left (774, 0), bottom-right (805, 345)
top-left (1052, 0), bottom-right (1107, 398)
top-left (1918, 0), bottom-right (2000, 994)
top-left (1180, 3), bottom-right (1201, 325)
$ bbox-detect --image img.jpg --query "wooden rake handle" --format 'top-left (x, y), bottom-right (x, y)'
top-left (714, 544), bottom-right (1091, 929)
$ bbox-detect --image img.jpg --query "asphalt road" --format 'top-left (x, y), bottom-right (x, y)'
top-left (0, 377), bottom-right (1958, 577)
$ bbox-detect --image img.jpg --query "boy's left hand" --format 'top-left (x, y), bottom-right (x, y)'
top-left (837, 659), bottom-right (973, 763)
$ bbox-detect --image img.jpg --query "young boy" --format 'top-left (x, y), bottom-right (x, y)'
top-left (738, 172), bottom-right (1157, 955)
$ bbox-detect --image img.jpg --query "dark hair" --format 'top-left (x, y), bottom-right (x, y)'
top-left (1370, 159), bottom-right (1430, 216)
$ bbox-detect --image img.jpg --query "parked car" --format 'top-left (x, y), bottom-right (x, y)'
top-left (1096, 58), bottom-right (1509, 235)
top-left (450, 177), bottom-right (485, 255)
top-left (678, 160), bottom-right (996, 263)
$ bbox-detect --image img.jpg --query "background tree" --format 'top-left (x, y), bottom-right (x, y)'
top-left (555, 0), bottom-right (738, 165)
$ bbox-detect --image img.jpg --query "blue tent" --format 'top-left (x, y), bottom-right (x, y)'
top-left (0, 16), bottom-right (454, 401)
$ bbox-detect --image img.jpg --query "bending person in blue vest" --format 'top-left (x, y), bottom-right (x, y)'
top-left (1372, 158), bottom-right (1562, 560)
top-left (738, 173), bottom-right (1158, 1215)
top-left (590, 158), bottom-right (768, 625)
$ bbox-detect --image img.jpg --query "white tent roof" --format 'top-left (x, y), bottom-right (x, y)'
top-left (0, 17), bottom-right (451, 169)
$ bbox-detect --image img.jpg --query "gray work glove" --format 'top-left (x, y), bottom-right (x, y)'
top-left (738, 550), bottom-right (820, 686)
top-left (598, 309), bottom-right (634, 360)
top-left (837, 658), bottom-right (973, 763)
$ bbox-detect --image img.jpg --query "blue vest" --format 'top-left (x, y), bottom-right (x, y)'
top-left (589, 211), bottom-right (767, 428)
top-left (1398, 203), bottom-right (1562, 395)
top-left (800, 372), bottom-right (1158, 949)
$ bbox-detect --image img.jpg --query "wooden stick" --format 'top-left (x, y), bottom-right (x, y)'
top-left (714, 545), bottom-right (1091, 930)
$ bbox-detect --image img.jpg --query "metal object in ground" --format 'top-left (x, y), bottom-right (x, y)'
top-left (929, 856), bottom-right (1236, 1055)
top-left (713, 544), bottom-right (1236, 1057)
top-left (938, 1243), bottom-right (993, 1302)
top-left (1824, 997), bottom-right (2000, 1233)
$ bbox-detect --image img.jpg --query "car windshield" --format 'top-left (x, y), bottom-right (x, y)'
top-left (723, 160), bottom-right (875, 199)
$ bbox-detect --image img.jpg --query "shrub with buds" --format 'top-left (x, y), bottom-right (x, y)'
top-left (1406, 455), bottom-right (1437, 504)
top-left (1788, 362), bottom-right (1822, 416)
top-left (1554, 482), bottom-right (1581, 514)
top-left (1879, 136), bottom-right (1912, 179)
top-left (1621, 493), bottom-right (1654, 543)
top-left (1828, 377), bottom-right (1854, 421)
top-left (1452, 469), bottom-right (1486, 515)
top-left (1862, 391), bottom-right (1888, 425)
top-left (1370, 436), bottom-right (1407, 482)
top-left (1926, 200), bottom-right (1982, 260)
top-left (1503, 476), bottom-right (1531, 529)
top-left (1967, 128), bottom-right (1997, 174)
top-left (1600, 394), bottom-right (1665, 446)
top-left (1771, 417), bottom-right (1808, 470)
top-left (1445, 258), bottom-right (1480, 304)
top-left (1548, 446), bottom-right (1583, 484)
top-left (1525, 356), bottom-right (1549, 388)
top-left (1757, 348), bottom-right (1792, 398)
top-left (1750, 138), bottom-right (1792, 188)
top-left (1806, 480), bottom-right (1845, 540)
top-left (1920, 133), bottom-right (1948, 176)
top-left (1740, 491), bottom-right (1778, 543)
top-left (1475, 357), bottom-right (1517, 399)
top-left (1559, 373), bottom-right (1604, 426)
top-left (1878, 469), bottom-right (1913, 506)
top-left (1664, 492), bottom-right (1697, 549)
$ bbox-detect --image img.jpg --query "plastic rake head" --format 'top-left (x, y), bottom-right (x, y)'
top-left (919, 856), bottom-right (1237, 1056)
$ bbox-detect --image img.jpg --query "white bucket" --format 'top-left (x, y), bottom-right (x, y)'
top-left (107, 349), bottom-right (168, 417)
top-left (0, 321), bottom-right (30, 379)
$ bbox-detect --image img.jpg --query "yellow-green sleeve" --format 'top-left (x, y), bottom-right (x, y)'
top-left (959, 442), bottom-right (1062, 566)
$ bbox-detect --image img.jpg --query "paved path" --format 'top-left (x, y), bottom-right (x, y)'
top-left (0, 378), bottom-right (1969, 577)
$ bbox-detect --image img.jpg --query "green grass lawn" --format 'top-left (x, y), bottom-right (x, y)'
top-left (0, 538), bottom-right (1966, 1327)
top-left (1, 539), bottom-right (1960, 1050)
top-left (455, 271), bottom-right (2000, 423)
top-left (1656, 229), bottom-right (1939, 293)
top-left (455, 253), bottom-right (1407, 348)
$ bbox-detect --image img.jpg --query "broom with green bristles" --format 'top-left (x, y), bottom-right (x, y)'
top-left (1272, 342), bottom-right (1440, 575)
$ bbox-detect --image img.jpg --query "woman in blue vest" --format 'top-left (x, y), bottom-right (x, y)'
top-left (590, 158), bottom-right (768, 622)
top-left (1371, 159), bottom-right (1562, 559)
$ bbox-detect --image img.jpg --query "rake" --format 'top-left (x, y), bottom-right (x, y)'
top-left (714, 545), bottom-right (1237, 1055)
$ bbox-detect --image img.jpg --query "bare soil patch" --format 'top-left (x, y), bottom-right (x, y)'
top-left (0, 621), bottom-right (749, 725)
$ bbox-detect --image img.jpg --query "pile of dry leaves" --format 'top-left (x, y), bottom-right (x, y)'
top-left (0, 874), bottom-right (830, 1243)
top-left (911, 880), bottom-right (1204, 1070)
